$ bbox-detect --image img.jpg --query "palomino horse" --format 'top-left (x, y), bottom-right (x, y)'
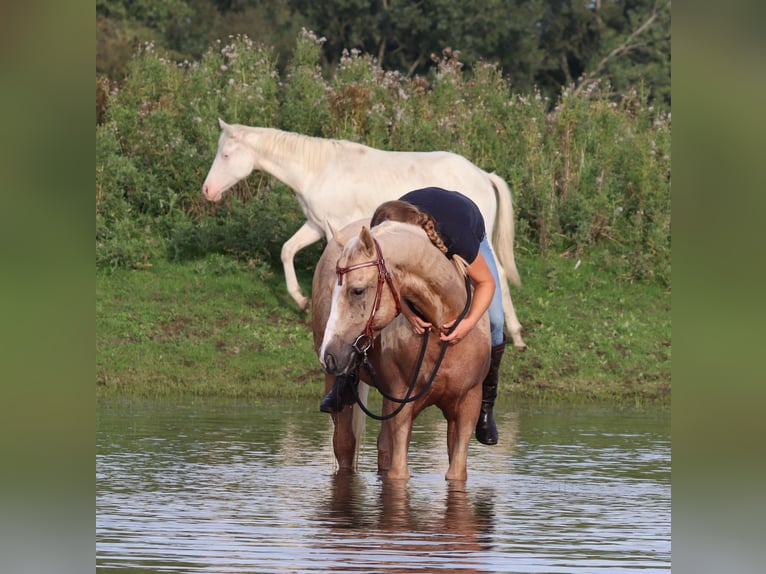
top-left (202, 120), bottom-right (526, 349)
top-left (312, 219), bottom-right (491, 481)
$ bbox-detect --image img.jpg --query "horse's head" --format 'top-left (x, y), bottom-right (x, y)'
top-left (202, 119), bottom-right (256, 202)
top-left (318, 226), bottom-right (402, 376)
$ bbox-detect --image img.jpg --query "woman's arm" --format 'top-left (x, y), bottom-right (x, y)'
top-left (440, 252), bottom-right (495, 344)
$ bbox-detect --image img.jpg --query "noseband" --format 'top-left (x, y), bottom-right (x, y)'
top-left (336, 238), bottom-right (402, 354)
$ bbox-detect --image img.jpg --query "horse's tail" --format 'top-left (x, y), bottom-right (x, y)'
top-left (488, 172), bottom-right (521, 287)
top-left (351, 382), bottom-right (369, 469)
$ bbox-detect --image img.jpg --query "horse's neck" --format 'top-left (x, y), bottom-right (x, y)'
top-left (394, 241), bottom-right (467, 328)
top-left (242, 127), bottom-right (338, 193)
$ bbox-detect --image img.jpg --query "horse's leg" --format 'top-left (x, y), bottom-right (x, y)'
top-left (327, 374), bottom-right (356, 470)
top-left (494, 261), bottom-right (526, 350)
top-left (281, 221), bottom-right (323, 311)
top-left (499, 276), bottom-right (526, 350)
top-left (376, 399), bottom-right (413, 480)
top-left (386, 407), bottom-right (414, 481)
top-left (445, 417), bottom-right (471, 481)
top-left (332, 410), bottom-right (356, 470)
top-left (377, 419), bottom-right (392, 474)
top-left (445, 387), bottom-right (482, 481)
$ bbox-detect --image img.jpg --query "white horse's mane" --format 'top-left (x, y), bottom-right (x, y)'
top-left (243, 126), bottom-right (368, 174)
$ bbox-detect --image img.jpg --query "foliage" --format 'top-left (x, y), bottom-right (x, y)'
top-left (278, 29), bottom-right (333, 135)
top-left (505, 250), bottom-right (671, 401)
top-left (97, 35), bottom-right (282, 269)
top-left (96, 31), bottom-right (671, 287)
top-left (97, 0), bottom-right (670, 109)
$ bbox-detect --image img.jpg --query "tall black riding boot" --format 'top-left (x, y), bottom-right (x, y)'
top-left (475, 338), bottom-right (506, 445)
top-left (319, 371), bottom-right (358, 413)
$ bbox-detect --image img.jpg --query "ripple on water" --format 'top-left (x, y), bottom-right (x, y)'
top-left (97, 399), bottom-right (670, 573)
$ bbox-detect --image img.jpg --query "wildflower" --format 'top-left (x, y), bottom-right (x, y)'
top-left (300, 28), bottom-right (327, 45)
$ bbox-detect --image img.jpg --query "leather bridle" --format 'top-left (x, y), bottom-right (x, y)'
top-left (335, 237), bottom-right (402, 355)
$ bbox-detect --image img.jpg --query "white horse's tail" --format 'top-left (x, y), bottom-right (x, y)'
top-left (351, 382), bottom-right (369, 470)
top-left (488, 172), bottom-right (521, 287)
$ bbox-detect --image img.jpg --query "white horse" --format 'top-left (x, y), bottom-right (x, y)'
top-left (202, 120), bottom-right (526, 348)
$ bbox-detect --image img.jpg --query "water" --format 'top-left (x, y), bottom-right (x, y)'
top-left (97, 398), bottom-right (671, 573)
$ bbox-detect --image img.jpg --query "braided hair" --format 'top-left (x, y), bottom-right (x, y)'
top-left (371, 200), bottom-right (448, 255)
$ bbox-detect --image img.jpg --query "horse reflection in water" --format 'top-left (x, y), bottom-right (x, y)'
top-left (312, 220), bottom-right (491, 481)
top-left (321, 473), bottom-right (495, 572)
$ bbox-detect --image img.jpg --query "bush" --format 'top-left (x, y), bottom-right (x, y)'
top-left (96, 31), bottom-right (671, 286)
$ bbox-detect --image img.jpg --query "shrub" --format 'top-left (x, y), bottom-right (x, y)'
top-left (279, 29), bottom-right (332, 135)
top-left (96, 31), bottom-right (670, 286)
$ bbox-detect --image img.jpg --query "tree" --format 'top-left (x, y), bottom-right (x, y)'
top-left (536, 0), bottom-right (670, 105)
top-left (96, 0), bottom-right (670, 108)
top-left (288, 0), bottom-right (669, 107)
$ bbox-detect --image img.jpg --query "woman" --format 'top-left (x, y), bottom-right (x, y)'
top-left (320, 187), bottom-right (506, 446)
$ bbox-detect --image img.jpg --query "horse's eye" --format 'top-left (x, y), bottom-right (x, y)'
top-left (350, 287), bottom-right (366, 297)
top-left (222, 153), bottom-right (229, 159)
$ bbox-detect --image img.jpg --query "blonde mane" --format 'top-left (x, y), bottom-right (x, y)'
top-left (373, 220), bottom-right (468, 279)
top-left (371, 221), bottom-right (469, 327)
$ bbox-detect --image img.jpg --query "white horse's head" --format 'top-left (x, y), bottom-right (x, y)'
top-left (201, 119), bottom-right (256, 202)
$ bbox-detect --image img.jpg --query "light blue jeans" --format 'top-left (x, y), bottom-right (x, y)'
top-left (479, 237), bottom-right (505, 346)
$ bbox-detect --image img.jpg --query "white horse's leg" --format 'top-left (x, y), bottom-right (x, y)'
top-left (492, 255), bottom-right (526, 349)
top-left (281, 221), bottom-right (323, 310)
top-left (499, 279), bottom-right (526, 349)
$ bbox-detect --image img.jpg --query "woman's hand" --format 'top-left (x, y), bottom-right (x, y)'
top-left (401, 304), bottom-right (432, 334)
top-left (440, 317), bottom-right (477, 344)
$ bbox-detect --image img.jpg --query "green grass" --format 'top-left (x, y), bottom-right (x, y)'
top-left (505, 249), bottom-right (671, 403)
top-left (96, 255), bottom-right (319, 399)
top-left (97, 253), bottom-right (670, 404)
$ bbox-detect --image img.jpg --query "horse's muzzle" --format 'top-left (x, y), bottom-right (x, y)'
top-left (321, 351), bottom-right (357, 376)
top-left (323, 353), bottom-right (338, 373)
top-left (202, 184), bottom-right (222, 202)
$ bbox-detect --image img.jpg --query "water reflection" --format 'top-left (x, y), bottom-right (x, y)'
top-left (315, 473), bottom-right (496, 573)
top-left (97, 398), bottom-right (671, 573)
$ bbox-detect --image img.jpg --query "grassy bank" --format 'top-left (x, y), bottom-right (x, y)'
top-left (96, 252), bottom-right (670, 404)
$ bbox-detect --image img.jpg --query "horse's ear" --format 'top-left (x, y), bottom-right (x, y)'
top-left (359, 226), bottom-right (375, 256)
top-left (218, 118), bottom-right (230, 131)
